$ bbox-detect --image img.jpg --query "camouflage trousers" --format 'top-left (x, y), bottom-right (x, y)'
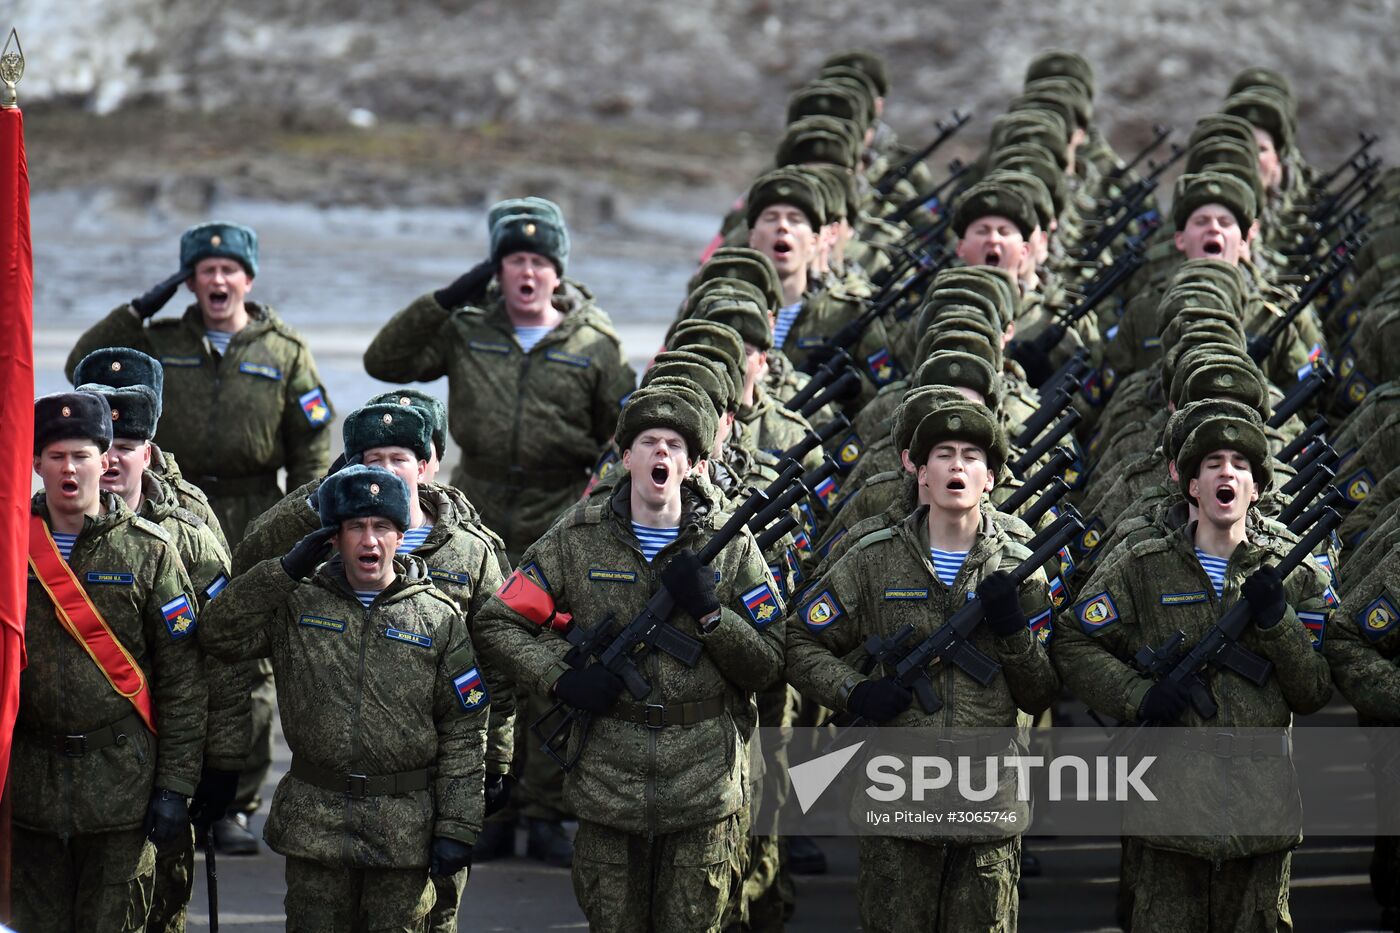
top-left (425, 867), bottom-right (468, 933)
top-left (572, 814), bottom-right (744, 933)
top-left (855, 834), bottom-right (1020, 933)
top-left (283, 856), bottom-right (435, 933)
top-left (1130, 844), bottom-right (1292, 932)
top-left (148, 824), bottom-right (196, 933)
top-left (11, 826), bottom-right (156, 933)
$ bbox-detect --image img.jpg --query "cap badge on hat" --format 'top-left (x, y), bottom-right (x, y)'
top-left (524, 223), bottom-right (536, 236)
top-left (949, 362), bottom-right (962, 376)
top-left (948, 414), bottom-right (962, 429)
top-left (1224, 425), bottom-right (1239, 441)
top-left (777, 184), bottom-right (793, 197)
top-left (1218, 373), bottom-right (1234, 387)
top-left (369, 483), bottom-right (380, 496)
top-left (211, 234), bottom-right (222, 247)
top-left (61, 405), bottom-right (71, 417)
top-left (985, 195), bottom-right (999, 208)
top-left (382, 413), bottom-right (393, 425)
top-left (1207, 182), bottom-right (1222, 195)
top-left (111, 361), bottom-right (122, 372)
top-left (398, 396), bottom-right (411, 405)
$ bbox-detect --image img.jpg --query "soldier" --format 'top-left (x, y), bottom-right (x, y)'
top-left (13, 392), bottom-right (206, 933)
top-left (475, 387), bottom-right (784, 931)
top-left (64, 221), bottom-right (334, 546)
top-left (1052, 413), bottom-right (1333, 931)
top-left (201, 466), bottom-right (488, 931)
top-left (78, 379), bottom-right (252, 933)
top-left (364, 199), bottom-right (636, 561)
top-left (787, 399), bottom-right (1055, 930)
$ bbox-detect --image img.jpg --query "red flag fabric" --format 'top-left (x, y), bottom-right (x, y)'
top-left (0, 102), bottom-right (34, 798)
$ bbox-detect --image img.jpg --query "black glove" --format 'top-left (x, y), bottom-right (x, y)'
top-left (977, 570), bottom-right (1026, 638)
top-left (1137, 678), bottom-right (1191, 724)
top-left (144, 788), bottom-right (190, 846)
top-left (847, 678), bottom-right (913, 723)
top-left (188, 766), bottom-right (240, 832)
top-left (552, 665), bottom-right (624, 713)
top-left (281, 526), bottom-right (337, 580)
top-left (483, 773), bottom-right (513, 817)
top-left (434, 259), bottom-right (495, 310)
top-left (801, 342), bottom-right (841, 375)
top-left (1010, 338), bottom-right (1057, 389)
top-left (429, 836), bottom-right (473, 877)
top-left (1242, 565), bottom-right (1287, 630)
top-left (660, 549), bottom-right (720, 622)
top-left (131, 270), bottom-right (189, 320)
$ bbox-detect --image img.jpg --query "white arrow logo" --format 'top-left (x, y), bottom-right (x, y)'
top-left (788, 741), bottom-right (865, 814)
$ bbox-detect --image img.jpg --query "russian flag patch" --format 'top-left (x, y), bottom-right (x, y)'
top-left (742, 582), bottom-right (780, 628)
top-left (453, 667), bottom-right (489, 711)
top-left (161, 594), bottom-right (197, 640)
top-left (299, 386), bottom-right (331, 427)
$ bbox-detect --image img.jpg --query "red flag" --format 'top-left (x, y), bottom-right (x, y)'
top-left (0, 98), bottom-right (33, 814)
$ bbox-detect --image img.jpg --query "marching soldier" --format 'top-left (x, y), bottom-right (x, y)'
top-left (201, 466), bottom-right (488, 931)
top-left (13, 392), bottom-right (207, 933)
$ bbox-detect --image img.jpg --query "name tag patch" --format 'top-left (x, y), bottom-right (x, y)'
top-left (453, 667), bottom-right (489, 710)
top-left (429, 568), bottom-right (470, 586)
top-left (238, 361), bottom-right (282, 381)
top-left (545, 349), bottom-right (591, 368)
top-left (298, 614), bottom-right (345, 633)
top-left (588, 568), bottom-right (637, 583)
top-left (160, 355), bottom-right (202, 368)
top-left (883, 588), bottom-right (929, 601)
top-left (468, 340), bottom-right (512, 355)
top-left (85, 571), bottom-right (134, 585)
top-left (1160, 591), bottom-right (1208, 606)
top-left (385, 627), bottom-right (433, 648)
top-left (160, 594), bottom-right (197, 640)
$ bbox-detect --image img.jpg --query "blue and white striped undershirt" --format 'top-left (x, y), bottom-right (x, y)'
top-left (52, 532), bottom-right (78, 561)
top-left (514, 325), bottom-right (553, 353)
top-left (1195, 549), bottom-right (1230, 599)
top-left (632, 522), bottom-right (679, 563)
top-left (398, 524), bottom-right (433, 553)
top-left (354, 589), bottom-right (382, 608)
top-left (929, 548), bottom-right (968, 587)
top-left (205, 330), bottom-right (234, 355)
top-left (772, 302), bottom-right (803, 349)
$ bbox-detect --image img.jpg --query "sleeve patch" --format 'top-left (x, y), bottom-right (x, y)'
top-left (298, 387), bottom-right (331, 427)
top-left (160, 594), bottom-right (197, 640)
top-left (453, 667), bottom-right (489, 710)
top-left (384, 627), bottom-right (433, 649)
top-left (1344, 469), bottom-right (1375, 503)
top-left (1048, 575), bottom-right (1068, 609)
top-left (767, 564), bottom-right (789, 602)
top-left (1028, 607), bottom-right (1054, 645)
top-left (238, 361), bottom-right (282, 381)
top-left (1343, 371), bottom-right (1375, 406)
top-left (742, 582), bottom-right (781, 628)
top-left (1077, 519), bottom-right (1105, 556)
top-left (802, 589), bottom-right (845, 632)
top-left (817, 527), bottom-right (846, 558)
top-left (204, 573), bottom-right (229, 600)
top-left (1075, 591), bottom-right (1120, 633)
top-left (1297, 611), bottom-right (1328, 650)
top-left (521, 561), bottom-right (550, 592)
top-left (1360, 594), bottom-right (1399, 642)
top-left (865, 347), bottom-right (897, 385)
top-left (813, 475), bottom-right (840, 509)
top-left (837, 433), bottom-right (863, 466)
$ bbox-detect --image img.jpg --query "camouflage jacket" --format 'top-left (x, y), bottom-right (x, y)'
top-left (734, 386), bottom-right (823, 472)
top-left (65, 302), bottom-right (333, 493)
top-left (148, 443), bottom-right (229, 557)
top-left (473, 476), bottom-right (784, 835)
top-left (233, 479), bottom-right (516, 773)
top-left (363, 291), bottom-right (636, 555)
top-left (138, 472), bottom-right (252, 772)
top-left (776, 284), bottom-right (901, 405)
top-left (200, 555), bottom-right (487, 865)
top-left (1050, 516), bottom-right (1333, 859)
top-left (13, 493), bottom-right (206, 834)
top-left (1326, 557), bottom-right (1400, 722)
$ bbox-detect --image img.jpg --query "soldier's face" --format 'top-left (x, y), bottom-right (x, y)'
top-left (188, 258), bottom-right (252, 327)
top-left (748, 205), bottom-right (818, 279)
top-left (622, 428), bottom-right (693, 511)
top-left (743, 343), bottom-right (768, 401)
top-left (361, 446), bottom-right (426, 494)
top-left (336, 516), bottom-right (402, 590)
top-left (1175, 205), bottom-right (1246, 264)
top-left (1253, 127), bottom-right (1283, 194)
top-left (919, 441), bottom-right (994, 514)
top-left (101, 439), bottom-right (151, 503)
top-left (34, 439), bottom-right (108, 517)
top-left (955, 217), bottom-right (1030, 273)
top-left (499, 252), bottom-right (559, 317)
top-left (1189, 449), bottom-right (1258, 528)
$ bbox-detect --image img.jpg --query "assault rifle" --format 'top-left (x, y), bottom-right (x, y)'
top-left (1111, 124), bottom-right (1172, 180)
top-left (1008, 250), bottom-right (1144, 367)
top-left (1246, 253), bottom-right (1355, 364)
top-left (1009, 409), bottom-right (1083, 480)
top-left (1268, 362), bottom-right (1333, 429)
top-left (873, 110), bottom-right (973, 196)
top-left (998, 447), bottom-right (1075, 516)
top-left (881, 159), bottom-right (970, 227)
top-left (1309, 132), bottom-right (1379, 195)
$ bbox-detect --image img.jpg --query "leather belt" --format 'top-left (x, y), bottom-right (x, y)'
top-left (1167, 730), bottom-right (1290, 758)
top-left (23, 712), bottom-right (145, 758)
top-left (290, 758), bottom-right (431, 798)
top-left (606, 696), bottom-right (728, 730)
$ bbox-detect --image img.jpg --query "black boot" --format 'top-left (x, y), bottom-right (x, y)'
top-left (211, 813), bottom-right (260, 856)
top-left (471, 817), bottom-right (516, 861)
top-left (525, 818), bottom-right (574, 868)
top-left (785, 835), bottom-right (827, 875)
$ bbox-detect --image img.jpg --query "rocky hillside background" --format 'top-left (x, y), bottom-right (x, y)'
top-left (3, 0), bottom-right (1396, 204)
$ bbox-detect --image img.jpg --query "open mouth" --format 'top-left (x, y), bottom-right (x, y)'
top-left (103, 467), bottom-right (119, 480)
top-left (947, 477), bottom-right (967, 492)
top-left (518, 282), bottom-right (536, 299)
top-left (984, 246), bottom-right (1003, 266)
top-left (1202, 239), bottom-right (1223, 256)
top-left (651, 462), bottom-right (670, 487)
top-left (357, 552), bottom-right (380, 570)
top-left (207, 290), bottom-right (230, 312)
top-left (772, 240), bottom-right (793, 257)
top-left (1214, 485), bottom-right (1236, 506)
top-left (60, 479), bottom-right (79, 495)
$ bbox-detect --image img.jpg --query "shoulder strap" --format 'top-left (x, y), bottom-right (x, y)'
top-left (27, 516), bottom-right (157, 733)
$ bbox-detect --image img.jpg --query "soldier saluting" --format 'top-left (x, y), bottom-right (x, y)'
top-left (13, 392), bottom-right (206, 933)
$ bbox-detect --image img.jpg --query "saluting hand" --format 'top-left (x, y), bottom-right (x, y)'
top-left (434, 259), bottom-right (496, 310)
top-left (281, 526), bottom-right (337, 581)
top-left (131, 269), bottom-right (189, 320)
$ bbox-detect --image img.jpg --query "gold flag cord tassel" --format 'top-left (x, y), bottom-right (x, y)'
top-left (1, 29), bottom-right (24, 109)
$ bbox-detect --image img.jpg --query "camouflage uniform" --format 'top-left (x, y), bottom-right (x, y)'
top-left (1051, 518), bottom-right (1333, 932)
top-left (201, 554), bottom-right (488, 931)
top-left (148, 443), bottom-right (229, 556)
top-left (363, 290), bottom-right (635, 560)
top-left (12, 492), bottom-right (207, 933)
top-left (474, 476), bottom-right (784, 932)
top-left (65, 302), bottom-right (334, 546)
top-left (786, 508), bottom-right (1057, 931)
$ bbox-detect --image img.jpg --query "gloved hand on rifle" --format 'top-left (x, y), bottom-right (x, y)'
top-left (1241, 566), bottom-right (1287, 630)
top-left (281, 527), bottom-right (337, 581)
top-left (977, 571), bottom-right (1027, 638)
top-left (552, 665), bottom-right (624, 713)
top-left (429, 836), bottom-right (473, 877)
top-left (846, 678), bottom-right (913, 723)
top-left (434, 259), bottom-right (495, 310)
top-left (131, 269), bottom-right (190, 320)
top-left (1137, 678), bottom-right (1191, 724)
top-left (660, 549), bottom-right (720, 624)
top-left (189, 765), bottom-right (241, 832)
top-left (1009, 333), bottom-right (1060, 389)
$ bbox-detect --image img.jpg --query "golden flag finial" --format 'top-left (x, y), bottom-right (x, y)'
top-left (1, 29), bottom-right (24, 109)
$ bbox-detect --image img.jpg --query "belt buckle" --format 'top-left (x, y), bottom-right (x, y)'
top-left (1213, 732), bottom-right (1235, 758)
top-left (60, 734), bottom-right (87, 757)
top-left (644, 704), bottom-right (668, 729)
top-left (346, 773), bottom-right (369, 798)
